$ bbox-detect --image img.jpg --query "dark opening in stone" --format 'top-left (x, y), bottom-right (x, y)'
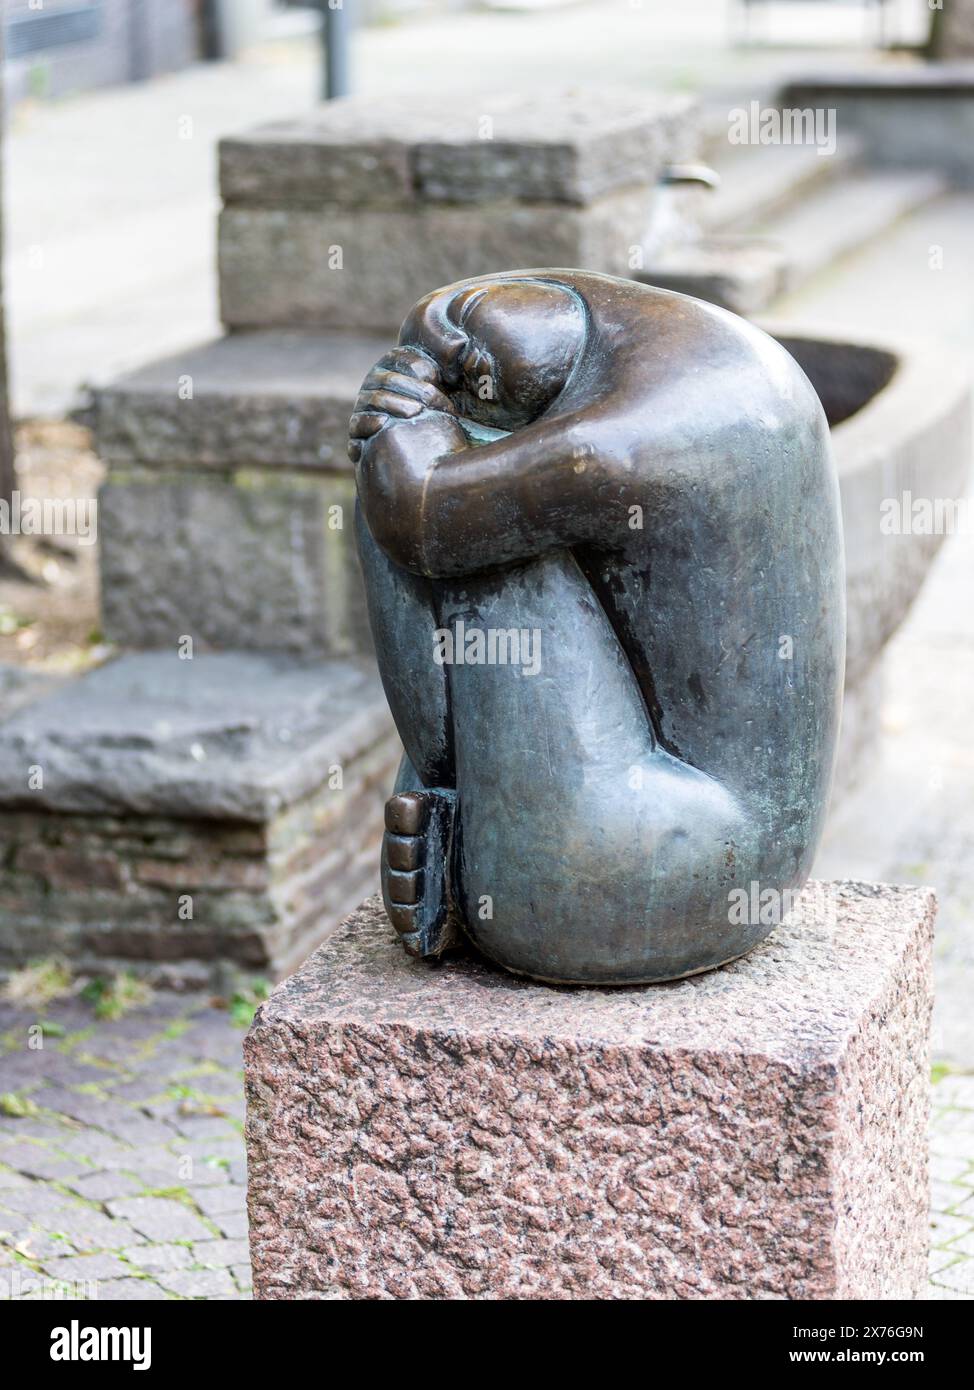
top-left (775, 336), bottom-right (899, 428)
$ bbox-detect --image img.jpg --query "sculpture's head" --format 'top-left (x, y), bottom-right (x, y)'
top-left (399, 276), bottom-right (587, 432)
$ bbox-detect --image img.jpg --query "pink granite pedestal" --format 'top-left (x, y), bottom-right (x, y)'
top-left (244, 881), bottom-right (934, 1300)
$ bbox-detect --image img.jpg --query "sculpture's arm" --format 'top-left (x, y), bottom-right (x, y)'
top-left (356, 403), bottom-right (630, 579)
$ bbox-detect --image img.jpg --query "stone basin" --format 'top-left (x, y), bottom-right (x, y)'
top-left (766, 324), bottom-right (972, 789)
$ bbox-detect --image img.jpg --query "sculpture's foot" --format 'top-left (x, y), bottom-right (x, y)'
top-left (382, 788), bottom-right (461, 959)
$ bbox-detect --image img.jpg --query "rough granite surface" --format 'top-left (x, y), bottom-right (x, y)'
top-left (245, 881), bottom-right (934, 1300)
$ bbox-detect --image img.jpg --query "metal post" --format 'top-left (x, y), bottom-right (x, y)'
top-left (322, 1), bottom-right (351, 100)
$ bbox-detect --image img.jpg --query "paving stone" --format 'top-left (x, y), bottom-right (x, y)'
top-left (35, 1089), bottom-right (175, 1145)
top-left (106, 1197), bottom-right (214, 1243)
top-left (0, 1207), bottom-right (31, 1238)
top-left (192, 1238), bottom-right (249, 1269)
top-left (66, 1170), bottom-right (147, 1203)
top-left (931, 1179), bottom-right (965, 1214)
top-left (34, 1208), bottom-right (138, 1251)
top-left (193, 1184), bottom-right (246, 1218)
top-left (109, 1079), bottom-right (172, 1104)
top-left (0, 1167), bottom-right (28, 1190)
top-left (108, 1115), bottom-right (182, 1147)
top-left (121, 1242), bottom-right (193, 1273)
top-left (0, 1113), bottom-right (77, 1142)
top-left (92, 1277), bottom-right (166, 1300)
top-left (42, 1251), bottom-right (131, 1281)
top-left (156, 1266), bottom-right (236, 1299)
top-left (77, 1037), bottom-right (154, 1066)
top-left (97, 1016), bottom-right (176, 1044)
top-left (29, 1058), bottom-right (113, 1087)
top-left (177, 1157), bottom-right (236, 1189)
top-left (926, 1281), bottom-right (974, 1300)
top-left (8, 1229), bottom-right (76, 1259)
top-left (930, 1211), bottom-right (974, 1244)
top-left (0, 1143), bottom-right (83, 1181)
top-left (37, 1087), bottom-right (133, 1129)
top-left (937, 1109), bottom-right (974, 1135)
top-left (934, 1076), bottom-right (974, 1108)
top-left (170, 1115), bottom-right (240, 1143)
top-left (929, 1248), bottom-right (960, 1276)
top-left (0, 1055), bottom-right (46, 1087)
top-left (930, 1130), bottom-right (974, 1161)
top-left (55, 1132), bottom-right (139, 1167)
top-left (93, 1143), bottom-right (181, 1176)
top-left (0, 1184), bottom-right (81, 1216)
top-left (213, 1208), bottom-right (248, 1240)
top-left (931, 1153), bottom-right (973, 1183)
top-left (231, 1262), bottom-right (252, 1289)
top-left (178, 1135), bottom-right (245, 1163)
top-left (933, 1259), bottom-right (974, 1295)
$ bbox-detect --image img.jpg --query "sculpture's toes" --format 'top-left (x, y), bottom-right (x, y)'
top-left (384, 792), bottom-right (428, 956)
top-left (382, 789), bottom-right (459, 959)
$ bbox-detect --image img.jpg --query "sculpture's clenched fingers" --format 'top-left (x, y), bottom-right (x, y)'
top-left (360, 369), bottom-right (456, 415)
top-left (355, 389), bottom-right (423, 420)
top-left (373, 346), bottom-right (442, 385)
top-left (349, 411), bottom-right (390, 439)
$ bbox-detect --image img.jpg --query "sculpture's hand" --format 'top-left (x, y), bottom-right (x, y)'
top-left (347, 347), bottom-right (457, 463)
top-left (350, 347), bottom-right (468, 574)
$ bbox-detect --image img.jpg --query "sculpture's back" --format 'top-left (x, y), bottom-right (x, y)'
top-left (352, 270), bottom-right (845, 984)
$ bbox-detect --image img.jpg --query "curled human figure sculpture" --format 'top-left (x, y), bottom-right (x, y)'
top-left (351, 270), bottom-right (845, 985)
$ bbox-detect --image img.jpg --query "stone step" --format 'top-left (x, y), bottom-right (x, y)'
top-left (699, 135), bottom-right (864, 234)
top-left (751, 167), bottom-right (950, 287)
top-left (0, 651), bottom-right (400, 986)
top-left (642, 168), bottom-right (949, 314)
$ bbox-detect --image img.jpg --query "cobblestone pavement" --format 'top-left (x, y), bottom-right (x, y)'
top-left (0, 993), bottom-right (251, 1300)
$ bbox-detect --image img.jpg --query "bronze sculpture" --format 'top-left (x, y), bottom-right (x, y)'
top-left (351, 270), bottom-right (845, 985)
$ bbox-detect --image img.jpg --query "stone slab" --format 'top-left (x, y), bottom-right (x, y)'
top-left (91, 330), bottom-right (383, 469)
top-left (0, 654), bottom-right (400, 984)
top-left (217, 193), bottom-right (655, 332)
top-left (0, 651), bottom-right (392, 821)
top-left (245, 882), bottom-right (934, 1300)
top-left (219, 90), bottom-right (698, 209)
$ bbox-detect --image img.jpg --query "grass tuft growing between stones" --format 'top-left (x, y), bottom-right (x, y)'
top-left (0, 1091), bottom-right (42, 1118)
top-left (2, 957), bottom-right (72, 1008)
top-left (226, 980), bottom-right (270, 1029)
top-left (81, 972), bottom-right (153, 1021)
